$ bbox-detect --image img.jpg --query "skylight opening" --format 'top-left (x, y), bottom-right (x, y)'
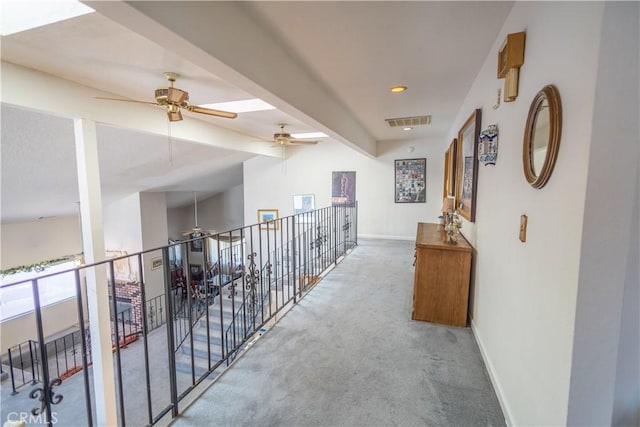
top-left (199, 99), bottom-right (275, 114)
top-left (291, 132), bottom-right (328, 139)
top-left (1, 0), bottom-right (95, 36)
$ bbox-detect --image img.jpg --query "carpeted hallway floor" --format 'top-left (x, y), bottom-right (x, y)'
top-left (171, 238), bottom-right (505, 427)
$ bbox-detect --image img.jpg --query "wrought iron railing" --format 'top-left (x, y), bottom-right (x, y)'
top-left (2, 291), bottom-right (176, 396)
top-left (0, 203), bottom-right (357, 426)
top-left (223, 254), bottom-right (273, 363)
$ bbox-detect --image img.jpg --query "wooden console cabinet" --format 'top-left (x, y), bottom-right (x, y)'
top-left (412, 222), bottom-right (473, 327)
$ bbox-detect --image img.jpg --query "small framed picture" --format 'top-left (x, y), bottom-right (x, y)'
top-left (151, 257), bottom-right (163, 270)
top-left (293, 194), bottom-right (315, 224)
top-left (258, 209), bottom-right (279, 230)
top-left (293, 194), bottom-right (315, 214)
top-left (190, 236), bottom-right (203, 252)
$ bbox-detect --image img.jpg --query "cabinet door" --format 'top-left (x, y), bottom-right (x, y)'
top-left (412, 247), bottom-right (471, 327)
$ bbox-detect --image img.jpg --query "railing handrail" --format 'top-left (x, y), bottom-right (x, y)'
top-left (0, 203), bottom-right (358, 426)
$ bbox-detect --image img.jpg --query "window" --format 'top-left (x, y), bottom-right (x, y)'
top-left (0, 261), bottom-right (78, 321)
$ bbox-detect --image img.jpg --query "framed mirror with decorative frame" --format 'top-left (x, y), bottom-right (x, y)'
top-left (523, 85), bottom-right (562, 189)
top-left (456, 109), bottom-right (482, 222)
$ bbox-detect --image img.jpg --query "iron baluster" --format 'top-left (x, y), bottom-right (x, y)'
top-left (30, 278), bottom-right (61, 427)
top-left (74, 268), bottom-right (93, 427)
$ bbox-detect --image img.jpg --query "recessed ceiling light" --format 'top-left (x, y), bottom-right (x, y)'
top-left (291, 132), bottom-right (328, 139)
top-left (1, 0), bottom-right (94, 36)
top-left (199, 98), bottom-right (275, 113)
top-left (390, 85), bottom-right (408, 93)
top-left (403, 127), bottom-right (413, 131)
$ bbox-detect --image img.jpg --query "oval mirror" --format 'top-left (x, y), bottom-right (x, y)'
top-left (523, 85), bottom-right (562, 189)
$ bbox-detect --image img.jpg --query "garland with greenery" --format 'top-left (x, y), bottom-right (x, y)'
top-left (0, 257), bottom-right (72, 278)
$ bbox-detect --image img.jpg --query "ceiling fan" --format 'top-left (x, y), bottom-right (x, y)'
top-left (97, 72), bottom-right (238, 122)
top-left (181, 192), bottom-right (217, 238)
top-left (272, 124), bottom-right (319, 146)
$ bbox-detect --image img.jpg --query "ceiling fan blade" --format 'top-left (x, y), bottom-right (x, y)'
top-left (186, 105), bottom-right (237, 119)
top-left (95, 96), bottom-right (158, 106)
top-left (210, 234), bottom-right (243, 243)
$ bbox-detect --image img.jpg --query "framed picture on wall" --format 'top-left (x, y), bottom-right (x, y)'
top-left (293, 194), bottom-right (315, 214)
top-left (455, 109), bottom-right (482, 222)
top-left (258, 209), bottom-right (279, 230)
top-left (394, 158), bottom-right (426, 203)
top-left (293, 194), bottom-right (315, 224)
top-left (331, 171), bottom-right (356, 206)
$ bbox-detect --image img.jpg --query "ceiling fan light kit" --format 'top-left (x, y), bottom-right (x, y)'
top-left (167, 104), bottom-right (182, 122)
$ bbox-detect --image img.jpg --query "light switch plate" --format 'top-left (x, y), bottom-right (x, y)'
top-left (519, 214), bottom-right (528, 242)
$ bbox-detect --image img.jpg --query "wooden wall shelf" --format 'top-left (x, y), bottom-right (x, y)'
top-left (497, 31), bottom-right (526, 102)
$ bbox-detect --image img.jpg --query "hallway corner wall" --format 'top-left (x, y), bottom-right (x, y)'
top-left (243, 139), bottom-right (447, 239)
top-left (449, 2), bottom-right (606, 425)
top-left (567, 2), bottom-right (640, 424)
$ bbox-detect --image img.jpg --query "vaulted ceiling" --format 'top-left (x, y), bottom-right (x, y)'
top-left (0, 1), bottom-right (513, 222)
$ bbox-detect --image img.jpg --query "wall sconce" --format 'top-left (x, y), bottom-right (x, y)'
top-left (497, 31), bottom-right (525, 102)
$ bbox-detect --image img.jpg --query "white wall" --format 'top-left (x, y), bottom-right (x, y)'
top-left (612, 176), bottom-right (639, 427)
top-left (0, 299), bottom-right (85, 351)
top-left (198, 184), bottom-right (245, 232)
top-left (567, 2), bottom-right (639, 424)
top-left (447, 2), bottom-right (637, 426)
top-left (1, 215), bottom-right (82, 268)
top-left (103, 192), bottom-right (143, 254)
top-left (243, 139), bottom-right (446, 239)
top-left (140, 192), bottom-right (169, 299)
top-left (1, 215), bottom-right (83, 349)
top-left (167, 203), bottom-right (191, 241)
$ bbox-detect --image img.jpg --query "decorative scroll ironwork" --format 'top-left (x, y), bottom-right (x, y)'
top-left (311, 226), bottom-right (328, 258)
top-left (342, 213), bottom-right (351, 239)
top-left (30, 378), bottom-right (63, 416)
top-left (244, 253), bottom-right (259, 313)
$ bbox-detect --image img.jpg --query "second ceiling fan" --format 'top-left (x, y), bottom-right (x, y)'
top-left (181, 192), bottom-right (217, 238)
top-left (97, 72), bottom-right (238, 122)
top-left (272, 124), bottom-right (319, 146)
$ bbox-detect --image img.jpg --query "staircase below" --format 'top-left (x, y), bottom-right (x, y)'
top-left (174, 283), bottom-right (267, 377)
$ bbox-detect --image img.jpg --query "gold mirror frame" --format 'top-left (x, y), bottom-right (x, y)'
top-left (523, 85), bottom-right (562, 189)
top-left (443, 139), bottom-right (457, 199)
top-left (455, 109), bottom-right (482, 222)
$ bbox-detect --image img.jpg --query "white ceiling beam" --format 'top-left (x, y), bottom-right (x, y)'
top-left (1, 62), bottom-right (281, 158)
top-left (87, 1), bottom-right (377, 158)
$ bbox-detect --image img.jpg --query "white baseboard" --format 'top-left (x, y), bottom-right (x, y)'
top-left (471, 318), bottom-right (515, 427)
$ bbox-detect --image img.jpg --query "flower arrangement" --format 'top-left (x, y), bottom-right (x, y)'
top-left (444, 211), bottom-right (463, 244)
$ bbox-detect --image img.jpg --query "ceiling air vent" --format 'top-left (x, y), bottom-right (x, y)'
top-left (385, 115), bottom-right (431, 127)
